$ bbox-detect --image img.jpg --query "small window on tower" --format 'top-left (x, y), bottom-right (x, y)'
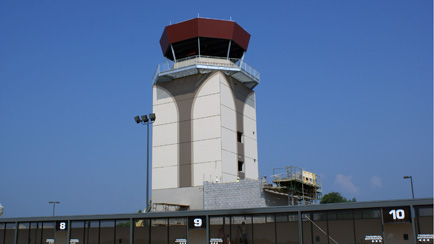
top-left (238, 161), bottom-right (244, 172)
top-left (237, 132), bottom-right (243, 143)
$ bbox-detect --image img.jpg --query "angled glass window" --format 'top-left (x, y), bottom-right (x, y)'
top-left (84, 220), bottom-right (99, 244)
top-left (231, 216), bottom-right (252, 244)
top-left (209, 216), bottom-right (230, 243)
top-left (42, 222), bottom-right (55, 244)
top-left (70, 221), bottom-right (85, 244)
top-left (5, 223), bottom-right (16, 244)
top-left (252, 214), bottom-right (275, 244)
top-left (115, 220), bottom-right (130, 244)
top-left (302, 212), bottom-right (328, 244)
top-left (100, 220), bottom-right (114, 244)
top-left (151, 218), bottom-right (167, 244)
top-left (17, 222), bottom-right (30, 244)
top-left (133, 219), bottom-right (149, 244)
top-left (29, 222), bottom-right (42, 244)
top-left (276, 213), bottom-right (299, 244)
top-left (0, 223), bottom-right (4, 244)
top-left (169, 218), bottom-right (186, 243)
top-left (327, 210), bottom-right (355, 244)
top-left (415, 206), bottom-right (433, 243)
top-left (354, 209), bottom-right (382, 244)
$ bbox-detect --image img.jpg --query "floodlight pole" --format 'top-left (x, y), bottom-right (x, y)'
top-left (146, 118), bottom-right (150, 212)
top-left (135, 114), bottom-right (156, 213)
top-left (403, 176), bottom-right (414, 199)
top-left (49, 201), bottom-right (60, 216)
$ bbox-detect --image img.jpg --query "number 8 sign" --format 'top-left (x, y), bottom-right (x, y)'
top-left (56, 221), bottom-right (68, 231)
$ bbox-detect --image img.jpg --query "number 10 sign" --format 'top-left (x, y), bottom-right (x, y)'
top-left (382, 207), bottom-right (411, 223)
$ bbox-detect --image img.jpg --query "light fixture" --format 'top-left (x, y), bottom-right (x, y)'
top-left (403, 176), bottom-right (414, 199)
top-left (48, 201), bottom-right (60, 216)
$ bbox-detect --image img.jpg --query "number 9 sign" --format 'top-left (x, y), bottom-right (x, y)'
top-left (189, 216), bottom-right (206, 229)
top-left (194, 218), bottom-right (202, 227)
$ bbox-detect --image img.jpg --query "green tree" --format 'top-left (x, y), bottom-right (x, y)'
top-left (320, 192), bottom-right (356, 204)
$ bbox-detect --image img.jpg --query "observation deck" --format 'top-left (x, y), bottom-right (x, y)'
top-left (155, 17), bottom-right (259, 89)
top-left (152, 55), bottom-right (260, 89)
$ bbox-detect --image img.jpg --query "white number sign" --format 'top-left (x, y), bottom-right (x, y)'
top-left (389, 209), bottom-right (405, 220)
top-left (194, 218), bottom-right (202, 227)
top-left (59, 222), bottom-right (66, 230)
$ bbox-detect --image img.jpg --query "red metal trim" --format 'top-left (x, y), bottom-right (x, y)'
top-left (159, 28), bottom-right (170, 55)
top-left (159, 18), bottom-right (250, 57)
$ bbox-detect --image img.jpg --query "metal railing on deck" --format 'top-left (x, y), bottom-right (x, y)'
top-left (152, 55), bottom-right (260, 84)
top-left (272, 166), bottom-right (322, 188)
top-left (239, 60), bottom-right (260, 81)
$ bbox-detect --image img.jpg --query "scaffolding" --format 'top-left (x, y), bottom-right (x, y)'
top-left (264, 166), bottom-right (322, 205)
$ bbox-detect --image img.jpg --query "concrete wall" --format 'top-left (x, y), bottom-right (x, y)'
top-left (152, 85), bottom-right (179, 189)
top-left (192, 73), bottom-right (222, 186)
top-left (151, 179), bottom-right (288, 211)
top-left (204, 179), bottom-right (288, 210)
top-left (220, 75), bottom-right (258, 182)
top-left (152, 186), bottom-right (204, 210)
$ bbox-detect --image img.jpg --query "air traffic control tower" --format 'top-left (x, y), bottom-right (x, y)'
top-left (151, 18), bottom-right (260, 210)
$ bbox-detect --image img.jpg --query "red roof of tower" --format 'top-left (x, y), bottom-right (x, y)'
top-left (159, 18), bottom-right (251, 61)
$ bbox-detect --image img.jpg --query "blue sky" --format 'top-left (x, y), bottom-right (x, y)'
top-left (0, 1), bottom-right (432, 218)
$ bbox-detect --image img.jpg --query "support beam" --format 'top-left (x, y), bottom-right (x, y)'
top-left (198, 37), bottom-right (201, 57)
top-left (170, 44), bottom-right (177, 62)
top-left (239, 51), bottom-right (246, 67)
top-left (226, 40), bottom-right (232, 60)
top-left (165, 58), bottom-right (170, 69)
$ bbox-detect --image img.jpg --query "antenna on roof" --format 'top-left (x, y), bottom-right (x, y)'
top-left (169, 21), bottom-right (171, 25)
top-left (198, 13), bottom-right (200, 18)
top-left (230, 16), bottom-right (232, 21)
